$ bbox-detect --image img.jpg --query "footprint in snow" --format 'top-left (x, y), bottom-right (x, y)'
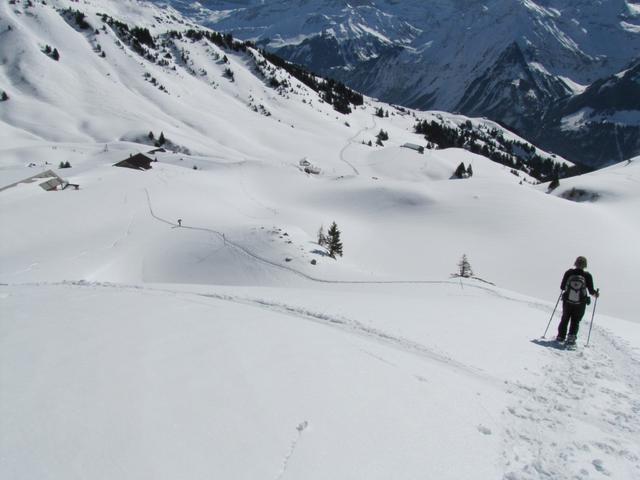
top-left (592, 459), bottom-right (611, 476)
top-left (477, 425), bottom-right (492, 435)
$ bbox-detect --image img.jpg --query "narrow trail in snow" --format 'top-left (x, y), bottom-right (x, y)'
top-left (274, 421), bottom-right (308, 480)
top-left (143, 188), bottom-right (500, 292)
top-left (501, 330), bottom-right (640, 479)
top-left (142, 187), bottom-right (594, 336)
top-left (337, 112), bottom-right (377, 175)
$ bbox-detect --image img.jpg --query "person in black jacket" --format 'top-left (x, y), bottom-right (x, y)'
top-left (557, 256), bottom-right (599, 345)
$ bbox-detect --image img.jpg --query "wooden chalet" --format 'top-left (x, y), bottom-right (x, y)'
top-left (114, 153), bottom-right (153, 170)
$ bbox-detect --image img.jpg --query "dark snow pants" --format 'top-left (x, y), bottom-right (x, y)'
top-left (557, 302), bottom-right (587, 339)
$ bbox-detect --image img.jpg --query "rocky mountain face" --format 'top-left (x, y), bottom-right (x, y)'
top-left (533, 60), bottom-right (640, 167)
top-left (154, 0), bottom-right (640, 168)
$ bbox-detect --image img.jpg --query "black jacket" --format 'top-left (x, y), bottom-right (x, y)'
top-left (561, 268), bottom-right (596, 298)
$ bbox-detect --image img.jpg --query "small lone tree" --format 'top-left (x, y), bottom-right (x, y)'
top-left (456, 254), bottom-right (473, 278)
top-left (326, 222), bottom-right (343, 258)
top-left (466, 164), bottom-right (473, 177)
top-left (317, 225), bottom-right (327, 247)
top-left (52, 48), bottom-right (60, 61)
top-left (1, 91), bottom-right (8, 102)
top-left (157, 131), bottom-right (166, 146)
top-left (148, 131), bottom-right (155, 141)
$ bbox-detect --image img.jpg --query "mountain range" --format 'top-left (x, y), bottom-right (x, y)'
top-left (159, 0), bottom-right (640, 168)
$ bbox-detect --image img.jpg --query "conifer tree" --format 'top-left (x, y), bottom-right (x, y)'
top-left (158, 131), bottom-right (166, 146)
top-left (466, 164), bottom-right (473, 177)
top-left (457, 254), bottom-right (473, 278)
top-left (148, 131), bottom-right (155, 141)
top-left (453, 162), bottom-right (467, 178)
top-left (327, 222), bottom-right (343, 259)
top-left (1, 91), bottom-right (8, 102)
top-left (317, 225), bottom-right (327, 247)
top-left (52, 48), bottom-right (60, 61)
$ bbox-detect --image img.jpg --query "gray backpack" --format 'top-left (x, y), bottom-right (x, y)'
top-left (565, 274), bottom-right (587, 304)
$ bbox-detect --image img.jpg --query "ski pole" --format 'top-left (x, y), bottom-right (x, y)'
top-left (586, 289), bottom-right (599, 347)
top-left (542, 292), bottom-right (563, 338)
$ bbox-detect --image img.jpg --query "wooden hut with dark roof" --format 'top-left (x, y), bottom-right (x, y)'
top-left (114, 153), bottom-right (153, 170)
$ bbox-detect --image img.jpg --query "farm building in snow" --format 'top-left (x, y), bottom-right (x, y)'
top-left (401, 143), bottom-right (425, 154)
top-left (114, 153), bottom-right (153, 170)
top-left (0, 170), bottom-right (78, 192)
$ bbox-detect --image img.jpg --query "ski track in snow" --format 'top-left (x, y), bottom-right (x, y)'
top-left (14, 277), bottom-right (500, 385)
top-left (110, 213), bottom-right (135, 249)
top-left (197, 291), bottom-right (502, 386)
top-left (502, 334), bottom-right (640, 479)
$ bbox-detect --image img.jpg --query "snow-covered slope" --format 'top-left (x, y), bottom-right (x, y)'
top-left (166, 0), bottom-right (640, 102)
top-left (167, 0), bottom-right (640, 166)
top-left (1, 1), bottom-right (640, 479)
top-left (3, 280), bottom-right (640, 479)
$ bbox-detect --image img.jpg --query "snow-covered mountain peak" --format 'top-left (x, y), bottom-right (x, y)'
top-left (169, 0), bottom-right (640, 166)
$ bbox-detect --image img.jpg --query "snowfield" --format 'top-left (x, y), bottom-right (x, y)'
top-left (1, 1), bottom-right (639, 479)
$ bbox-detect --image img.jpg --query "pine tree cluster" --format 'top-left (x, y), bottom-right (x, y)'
top-left (148, 131), bottom-right (166, 147)
top-left (42, 45), bottom-right (60, 61)
top-left (453, 162), bottom-right (473, 179)
top-left (318, 222), bottom-right (344, 259)
top-left (259, 50), bottom-right (363, 115)
top-left (414, 119), bottom-right (581, 181)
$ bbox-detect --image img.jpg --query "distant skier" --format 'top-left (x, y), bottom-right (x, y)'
top-left (556, 256), bottom-right (599, 346)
